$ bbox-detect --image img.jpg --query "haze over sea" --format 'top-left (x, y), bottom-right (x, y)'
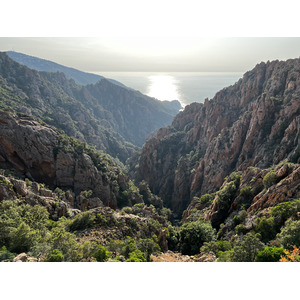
top-left (97, 72), bottom-right (243, 107)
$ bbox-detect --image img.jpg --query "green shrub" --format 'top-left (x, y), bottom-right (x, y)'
top-left (92, 245), bottom-right (109, 262)
top-left (47, 227), bottom-right (80, 262)
top-left (263, 170), bottom-right (277, 189)
top-left (235, 224), bottom-right (248, 235)
top-left (199, 194), bottom-right (214, 206)
top-left (256, 246), bottom-right (285, 262)
top-left (277, 219), bottom-right (300, 250)
top-left (271, 200), bottom-right (299, 225)
top-left (233, 211), bottom-right (247, 226)
top-left (255, 217), bottom-right (277, 243)
top-left (179, 220), bottom-right (216, 255)
top-left (136, 238), bottom-right (161, 261)
top-left (230, 232), bottom-right (265, 262)
top-left (200, 240), bottom-right (232, 257)
top-left (69, 211), bottom-right (95, 231)
top-left (217, 250), bottom-right (232, 262)
top-left (167, 225), bottom-right (179, 252)
top-left (47, 249), bottom-right (65, 262)
top-left (240, 186), bottom-right (253, 198)
top-left (125, 249), bottom-right (146, 262)
top-left (9, 222), bottom-right (38, 253)
top-left (216, 181), bottom-right (239, 207)
top-left (0, 246), bottom-right (16, 261)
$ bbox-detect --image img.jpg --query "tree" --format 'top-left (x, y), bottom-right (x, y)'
top-left (179, 220), bottom-right (216, 255)
top-left (92, 245), bottom-right (109, 262)
top-left (277, 219), bottom-right (300, 250)
top-left (263, 170), bottom-right (277, 189)
top-left (47, 227), bottom-right (80, 261)
top-left (125, 249), bottom-right (146, 262)
top-left (256, 247), bottom-right (285, 262)
top-left (255, 217), bottom-right (277, 243)
top-left (136, 238), bottom-right (160, 262)
top-left (9, 222), bottom-right (38, 253)
top-left (47, 249), bottom-right (64, 262)
top-left (230, 232), bottom-right (265, 262)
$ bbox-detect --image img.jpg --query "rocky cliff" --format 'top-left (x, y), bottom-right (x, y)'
top-left (0, 52), bottom-right (181, 161)
top-left (134, 58), bottom-right (300, 215)
top-left (0, 110), bottom-right (146, 209)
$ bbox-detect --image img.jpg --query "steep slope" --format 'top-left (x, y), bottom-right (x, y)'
top-left (0, 52), bottom-right (181, 160)
top-left (134, 58), bottom-right (300, 215)
top-left (0, 110), bottom-right (136, 208)
top-left (6, 51), bottom-right (127, 87)
top-left (182, 162), bottom-right (300, 238)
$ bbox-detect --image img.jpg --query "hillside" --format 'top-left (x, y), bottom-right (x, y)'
top-left (133, 58), bottom-right (300, 215)
top-left (6, 51), bottom-right (127, 87)
top-left (0, 52), bottom-right (181, 160)
top-left (0, 110), bottom-right (173, 261)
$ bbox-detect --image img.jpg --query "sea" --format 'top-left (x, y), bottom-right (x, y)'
top-left (96, 72), bottom-right (244, 107)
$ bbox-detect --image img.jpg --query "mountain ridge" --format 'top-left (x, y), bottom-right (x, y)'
top-left (6, 51), bottom-right (127, 87)
top-left (0, 52), bottom-right (181, 161)
top-left (133, 58), bottom-right (300, 215)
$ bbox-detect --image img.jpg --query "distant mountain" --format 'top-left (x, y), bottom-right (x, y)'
top-left (6, 51), bottom-right (128, 87)
top-left (0, 52), bottom-right (181, 161)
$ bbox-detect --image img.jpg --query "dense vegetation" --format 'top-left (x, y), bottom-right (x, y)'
top-left (0, 53), bottom-right (299, 262)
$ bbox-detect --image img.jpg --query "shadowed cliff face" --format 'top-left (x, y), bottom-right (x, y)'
top-left (0, 111), bottom-right (143, 209)
top-left (134, 58), bottom-right (300, 215)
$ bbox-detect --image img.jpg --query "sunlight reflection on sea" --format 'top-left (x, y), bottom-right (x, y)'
top-left (95, 72), bottom-right (243, 107)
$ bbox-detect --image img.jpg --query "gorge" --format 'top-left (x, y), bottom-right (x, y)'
top-left (0, 51), bottom-right (299, 262)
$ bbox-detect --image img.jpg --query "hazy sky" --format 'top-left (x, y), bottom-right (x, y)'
top-left (1, 37), bottom-right (300, 73)
top-left (1, 1), bottom-right (300, 73)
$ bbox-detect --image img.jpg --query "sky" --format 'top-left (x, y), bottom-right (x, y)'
top-left (1, 37), bottom-right (300, 73)
top-left (1, 1), bottom-right (300, 73)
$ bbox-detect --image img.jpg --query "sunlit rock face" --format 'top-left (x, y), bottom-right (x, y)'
top-left (134, 58), bottom-right (300, 214)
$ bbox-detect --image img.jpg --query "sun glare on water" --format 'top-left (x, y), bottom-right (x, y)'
top-left (146, 75), bottom-right (180, 102)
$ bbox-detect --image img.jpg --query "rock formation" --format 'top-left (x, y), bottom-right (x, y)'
top-left (0, 110), bottom-right (143, 209)
top-left (134, 58), bottom-right (300, 215)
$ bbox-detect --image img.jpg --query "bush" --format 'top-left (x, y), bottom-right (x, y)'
top-left (199, 194), bottom-right (214, 206)
top-left (92, 245), bottom-right (109, 262)
top-left (277, 219), bottom-right (300, 249)
top-left (0, 246), bottom-right (15, 261)
top-left (271, 200), bottom-right (299, 225)
top-left (69, 211), bottom-right (95, 231)
top-left (47, 249), bottom-right (65, 262)
top-left (255, 217), bottom-right (277, 243)
top-left (263, 170), bottom-right (277, 189)
top-left (179, 221), bottom-right (216, 255)
top-left (136, 238), bottom-right (161, 262)
top-left (240, 186), bottom-right (253, 198)
top-left (256, 246), bottom-right (285, 262)
top-left (9, 222), bottom-right (38, 253)
top-left (167, 225), bottom-right (179, 252)
top-left (280, 246), bottom-right (300, 262)
top-left (125, 249), bottom-right (146, 262)
top-left (235, 224), bottom-right (248, 235)
top-left (47, 227), bottom-right (80, 261)
top-left (230, 232), bottom-right (265, 262)
top-left (200, 240), bottom-right (232, 257)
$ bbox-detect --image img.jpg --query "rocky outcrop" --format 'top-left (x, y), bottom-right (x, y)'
top-left (0, 173), bottom-right (74, 220)
top-left (0, 111), bottom-right (143, 209)
top-left (135, 58), bottom-right (300, 214)
top-left (13, 253), bottom-right (38, 262)
top-left (181, 162), bottom-right (300, 241)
